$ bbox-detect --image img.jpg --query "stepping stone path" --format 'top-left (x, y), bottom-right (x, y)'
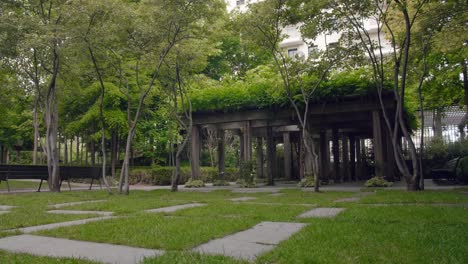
top-left (0, 205), bottom-right (15, 215)
top-left (50, 200), bottom-right (106, 209)
top-left (268, 193), bottom-right (284, 197)
top-left (334, 197), bottom-right (361, 203)
top-left (229, 197), bottom-right (257, 202)
top-left (47, 210), bottom-right (113, 216)
top-left (144, 203), bottom-right (205, 213)
top-left (193, 221), bottom-right (306, 261)
top-left (12, 216), bottom-right (116, 233)
top-left (0, 235), bottom-right (163, 264)
top-left (298, 208), bottom-right (346, 218)
top-left (232, 188), bottom-right (280, 193)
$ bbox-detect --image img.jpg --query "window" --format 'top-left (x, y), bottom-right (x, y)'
top-left (308, 44), bottom-right (319, 57)
top-left (288, 48), bottom-right (298, 58)
top-left (236, 0), bottom-right (245, 5)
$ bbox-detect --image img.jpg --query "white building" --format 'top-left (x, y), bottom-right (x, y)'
top-left (225, 0), bottom-right (392, 59)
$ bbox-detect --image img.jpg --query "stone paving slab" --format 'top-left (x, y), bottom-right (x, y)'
top-left (0, 235), bottom-right (163, 264)
top-left (0, 205), bottom-right (16, 210)
top-left (144, 203), bottom-right (205, 213)
top-left (268, 193), bottom-right (284, 197)
top-left (232, 188), bottom-right (280, 193)
top-left (193, 221), bottom-right (306, 261)
top-left (334, 197), bottom-right (361, 203)
top-left (0, 211), bottom-right (10, 215)
top-left (47, 210), bottom-right (113, 216)
top-left (12, 216), bottom-right (116, 233)
top-left (298, 208), bottom-right (346, 218)
top-left (229, 197), bottom-right (257, 202)
top-left (50, 200), bottom-right (107, 209)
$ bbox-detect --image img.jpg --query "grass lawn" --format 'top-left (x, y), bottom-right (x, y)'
top-left (0, 188), bottom-right (467, 263)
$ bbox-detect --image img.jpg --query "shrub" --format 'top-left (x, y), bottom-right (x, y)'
top-left (365, 177), bottom-right (393, 187)
top-left (456, 156), bottom-right (468, 182)
top-left (238, 160), bottom-right (256, 188)
top-left (184, 179), bottom-right (205, 188)
top-left (298, 176), bottom-right (316, 187)
top-left (213, 180), bottom-right (230, 186)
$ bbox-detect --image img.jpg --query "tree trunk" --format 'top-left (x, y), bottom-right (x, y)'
top-left (76, 135), bottom-right (80, 165)
top-left (111, 131), bottom-right (117, 179)
top-left (32, 96), bottom-right (40, 165)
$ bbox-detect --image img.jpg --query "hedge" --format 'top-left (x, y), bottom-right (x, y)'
top-left (128, 166), bottom-right (238, 186)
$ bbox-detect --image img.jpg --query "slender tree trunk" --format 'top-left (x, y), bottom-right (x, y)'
top-left (32, 96), bottom-right (40, 165)
top-left (69, 138), bottom-right (73, 164)
top-left (111, 131), bottom-right (117, 179)
top-left (76, 135), bottom-right (80, 165)
top-left (44, 46), bottom-right (60, 192)
top-left (64, 136), bottom-right (68, 164)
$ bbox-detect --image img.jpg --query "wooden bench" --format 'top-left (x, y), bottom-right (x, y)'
top-left (0, 165), bottom-right (103, 192)
top-left (431, 158), bottom-right (460, 183)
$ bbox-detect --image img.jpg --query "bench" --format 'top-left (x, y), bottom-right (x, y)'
top-left (431, 158), bottom-right (460, 183)
top-left (0, 165), bottom-right (103, 192)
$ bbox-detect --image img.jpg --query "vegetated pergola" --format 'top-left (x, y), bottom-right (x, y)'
top-left (189, 92), bottom-right (399, 184)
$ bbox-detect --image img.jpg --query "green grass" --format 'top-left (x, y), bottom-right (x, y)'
top-left (142, 252), bottom-right (247, 264)
top-left (37, 213), bottom-right (258, 250)
top-left (360, 190), bottom-right (468, 204)
top-left (0, 250), bottom-right (98, 264)
top-left (258, 206), bottom-right (468, 264)
top-left (1, 188), bottom-right (468, 263)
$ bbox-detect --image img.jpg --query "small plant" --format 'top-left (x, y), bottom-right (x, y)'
top-left (237, 160), bottom-right (256, 188)
top-left (298, 176), bottom-right (316, 187)
top-left (184, 179), bottom-right (205, 188)
top-left (213, 179), bottom-right (230, 186)
top-left (365, 177), bottom-right (393, 187)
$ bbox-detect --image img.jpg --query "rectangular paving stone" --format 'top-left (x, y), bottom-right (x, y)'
top-left (193, 221), bottom-right (306, 261)
top-left (0, 211), bottom-right (10, 215)
top-left (334, 197), bottom-right (361, 203)
top-left (47, 210), bottom-right (113, 216)
top-left (13, 216), bottom-right (116, 233)
top-left (0, 205), bottom-right (16, 210)
top-left (144, 203), bottom-right (205, 213)
top-left (0, 235), bottom-right (163, 264)
top-left (298, 208), bottom-right (346, 218)
top-left (229, 197), bottom-right (257, 202)
top-left (50, 200), bottom-right (107, 209)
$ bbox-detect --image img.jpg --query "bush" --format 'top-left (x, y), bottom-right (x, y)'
top-left (365, 177), bottom-right (393, 187)
top-left (184, 179), bottom-right (205, 188)
top-left (298, 176), bottom-right (316, 187)
top-left (213, 180), bottom-right (230, 186)
top-left (127, 166), bottom-right (238, 186)
top-left (237, 161), bottom-right (256, 188)
top-left (456, 156), bottom-right (468, 182)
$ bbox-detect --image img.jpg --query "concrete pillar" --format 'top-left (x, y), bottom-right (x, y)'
top-left (266, 126), bottom-right (276, 185)
top-left (217, 129), bottom-right (225, 180)
top-left (283, 132), bottom-right (292, 180)
top-left (341, 134), bottom-right (349, 182)
top-left (319, 131), bottom-right (329, 182)
top-left (332, 128), bottom-right (340, 182)
top-left (239, 131), bottom-right (245, 162)
top-left (243, 121), bottom-right (252, 161)
top-left (373, 111), bottom-right (384, 178)
top-left (384, 129), bottom-right (396, 181)
top-left (349, 135), bottom-right (356, 181)
top-left (190, 125), bottom-right (201, 180)
top-left (256, 137), bottom-right (264, 178)
top-left (355, 137), bottom-right (361, 180)
top-left (298, 134), bottom-right (305, 179)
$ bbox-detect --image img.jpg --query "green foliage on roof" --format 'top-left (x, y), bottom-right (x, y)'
top-left (190, 66), bottom-right (385, 113)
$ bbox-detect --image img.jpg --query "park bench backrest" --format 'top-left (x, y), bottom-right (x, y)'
top-left (444, 158), bottom-right (460, 171)
top-left (4, 165), bottom-right (49, 180)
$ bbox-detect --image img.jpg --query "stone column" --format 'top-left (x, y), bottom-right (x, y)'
top-left (349, 135), bottom-right (356, 181)
top-left (319, 131), bottom-right (329, 182)
top-left (217, 129), bottom-right (225, 181)
top-left (341, 134), bottom-right (349, 182)
top-left (355, 137), bottom-right (361, 180)
top-left (190, 125), bottom-right (201, 180)
top-left (256, 137), bottom-right (264, 178)
top-left (243, 121), bottom-right (252, 161)
top-left (332, 128), bottom-right (340, 182)
top-left (372, 111), bottom-right (384, 178)
top-left (283, 132), bottom-right (292, 180)
top-left (266, 126), bottom-right (276, 185)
